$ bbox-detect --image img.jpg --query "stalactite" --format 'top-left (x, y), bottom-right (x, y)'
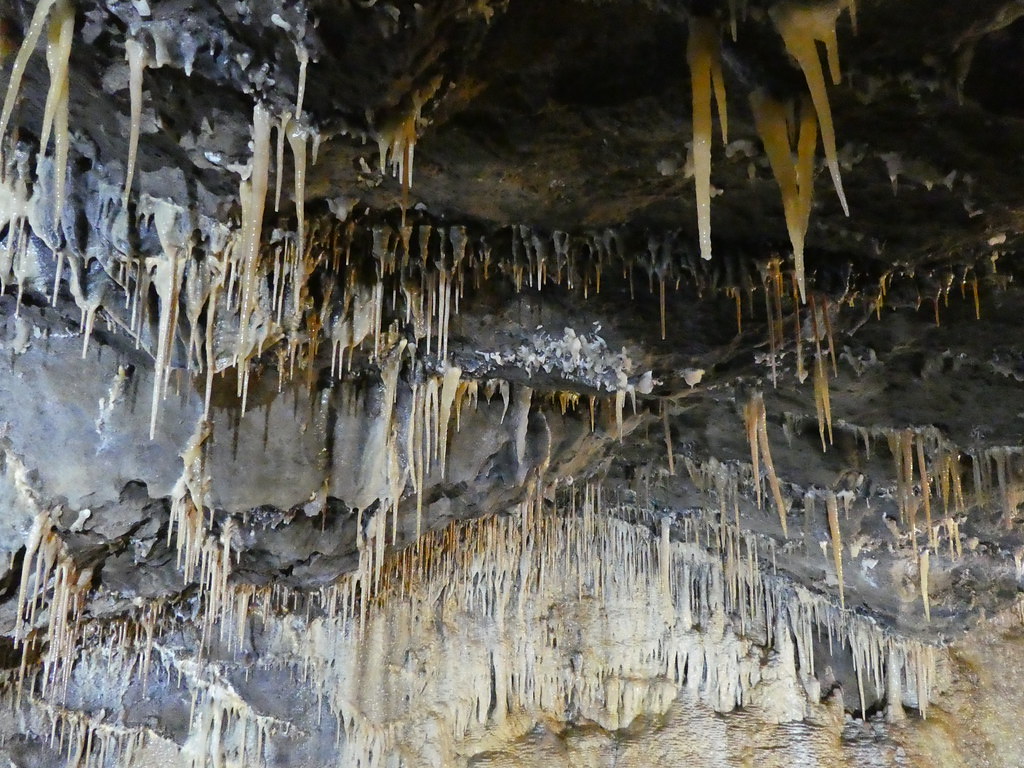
top-left (376, 76), bottom-right (443, 220)
top-left (825, 491), bottom-right (844, 609)
top-left (750, 92), bottom-right (818, 302)
top-left (687, 16), bottom-right (728, 262)
top-left (744, 395), bottom-right (763, 511)
top-left (0, 0), bottom-right (60, 152)
top-left (38, 0), bottom-right (74, 224)
top-left (920, 549), bottom-right (931, 622)
top-left (770, 0), bottom-right (853, 217)
top-left (437, 364), bottom-right (462, 477)
top-left (917, 436), bottom-right (936, 551)
top-left (168, 418), bottom-right (212, 584)
top-left (286, 121), bottom-right (308, 320)
top-left (122, 37), bottom-right (147, 208)
top-left (813, 355), bottom-right (833, 450)
top-left (146, 201), bottom-right (190, 439)
top-left (294, 44), bottom-right (309, 121)
top-left (744, 392), bottom-right (788, 535)
top-left (663, 403), bottom-right (675, 476)
top-left (274, 113), bottom-right (290, 212)
top-left (793, 276), bottom-right (806, 382)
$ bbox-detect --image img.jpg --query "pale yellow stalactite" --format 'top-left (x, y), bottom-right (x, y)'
top-left (770, 0), bottom-right (852, 217)
top-left (659, 516), bottom-right (673, 615)
top-left (821, 295), bottom-right (838, 373)
top-left (123, 37), bottom-right (147, 208)
top-left (274, 112), bottom-right (290, 212)
top-left (147, 202), bottom-right (188, 439)
top-left (813, 356), bottom-right (833, 450)
top-left (901, 429), bottom-right (915, 534)
top-left (437, 365), bottom-right (462, 478)
top-left (727, 0), bottom-right (740, 40)
top-left (40, 0), bottom-right (74, 225)
top-left (294, 45), bottom-right (308, 121)
top-left (917, 437), bottom-right (936, 550)
top-left (376, 77), bottom-right (441, 222)
top-left (794, 97), bottom-right (818, 299)
top-left (14, 510), bottom-right (54, 646)
top-left (759, 423), bottom-right (787, 533)
top-left (686, 16), bottom-right (728, 261)
top-left (0, 0), bottom-right (59, 151)
top-left (663, 403), bottom-right (675, 476)
top-left (825, 492), bottom-right (844, 609)
top-left (743, 396), bottom-right (763, 510)
top-left (236, 102), bottom-right (272, 381)
top-left (745, 393), bottom-right (788, 535)
top-left (885, 644), bottom-right (906, 723)
top-left (38, 0), bottom-right (73, 157)
top-left (793, 276), bottom-right (805, 382)
top-left (920, 549), bottom-right (931, 622)
top-left (750, 92), bottom-right (818, 302)
top-left (286, 122), bottom-right (307, 313)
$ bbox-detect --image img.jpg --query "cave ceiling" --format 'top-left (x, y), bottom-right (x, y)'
top-left (2, 0), bottom-right (1024, 765)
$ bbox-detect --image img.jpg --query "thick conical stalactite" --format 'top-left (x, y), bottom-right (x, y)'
top-left (0, 0), bottom-right (60, 146)
top-left (122, 36), bottom-right (146, 208)
top-left (687, 16), bottom-right (728, 263)
top-left (750, 92), bottom-right (818, 302)
top-left (769, 0), bottom-right (854, 218)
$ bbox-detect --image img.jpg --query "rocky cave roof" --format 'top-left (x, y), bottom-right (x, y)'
top-left (2, 0), bottom-right (1024, 765)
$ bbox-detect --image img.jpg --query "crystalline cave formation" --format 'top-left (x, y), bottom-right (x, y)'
top-left (4, 0), bottom-right (1024, 766)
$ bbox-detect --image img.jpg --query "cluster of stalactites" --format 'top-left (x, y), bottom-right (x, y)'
top-left (685, 0), bottom-right (855, 302)
top-left (374, 75), bottom-right (443, 221)
top-left (687, 401), bottom-right (991, 627)
top-left (0, 0), bottom-right (325, 436)
top-left (2, 474), bottom-right (940, 768)
top-left (0, 0), bottom-right (74, 232)
top-left (776, 419), bottom-right (1024, 624)
top-left (873, 261), bottom-right (984, 324)
top-left (12, 509), bottom-right (94, 708)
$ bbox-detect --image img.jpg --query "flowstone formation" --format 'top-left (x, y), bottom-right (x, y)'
top-left (2, 0), bottom-right (1024, 765)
